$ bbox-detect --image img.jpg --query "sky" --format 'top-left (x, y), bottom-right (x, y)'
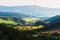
top-left (0, 0), bottom-right (60, 8)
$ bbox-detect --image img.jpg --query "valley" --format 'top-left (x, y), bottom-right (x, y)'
top-left (0, 14), bottom-right (60, 40)
top-left (0, 11), bottom-right (59, 40)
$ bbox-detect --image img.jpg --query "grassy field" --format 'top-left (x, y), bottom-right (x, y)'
top-left (0, 18), bottom-right (44, 30)
top-left (22, 18), bottom-right (40, 22)
top-left (0, 19), bottom-right (17, 25)
top-left (14, 25), bottom-right (44, 30)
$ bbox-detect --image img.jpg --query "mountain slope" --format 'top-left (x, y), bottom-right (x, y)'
top-left (39, 15), bottom-right (60, 32)
top-left (44, 15), bottom-right (60, 25)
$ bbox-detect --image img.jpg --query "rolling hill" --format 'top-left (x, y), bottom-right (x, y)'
top-left (38, 15), bottom-right (60, 32)
top-left (0, 12), bottom-right (41, 26)
top-left (44, 15), bottom-right (60, 25)
top-left (0, 12), bottom-right (32, 19)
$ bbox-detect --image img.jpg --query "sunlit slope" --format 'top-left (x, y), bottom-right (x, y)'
top-left (0, 19), bottom-right (17, 25)
top-left (32, 25), bottom-right (44, 29)
top-left (23, 18), bottom-right (40, 22)
top-left (16, 25), bottom-right (44, 30)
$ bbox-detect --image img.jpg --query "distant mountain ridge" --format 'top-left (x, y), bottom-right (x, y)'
top-left (0, 12), bottom-right (32, 19)
top-left (0, 5), bottom-right (60, 17)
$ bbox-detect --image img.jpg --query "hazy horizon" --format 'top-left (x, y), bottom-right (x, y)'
top-left (0, 0), bottom-right (60, 8)
top-left (0, 0), bottom-right (60, 17)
